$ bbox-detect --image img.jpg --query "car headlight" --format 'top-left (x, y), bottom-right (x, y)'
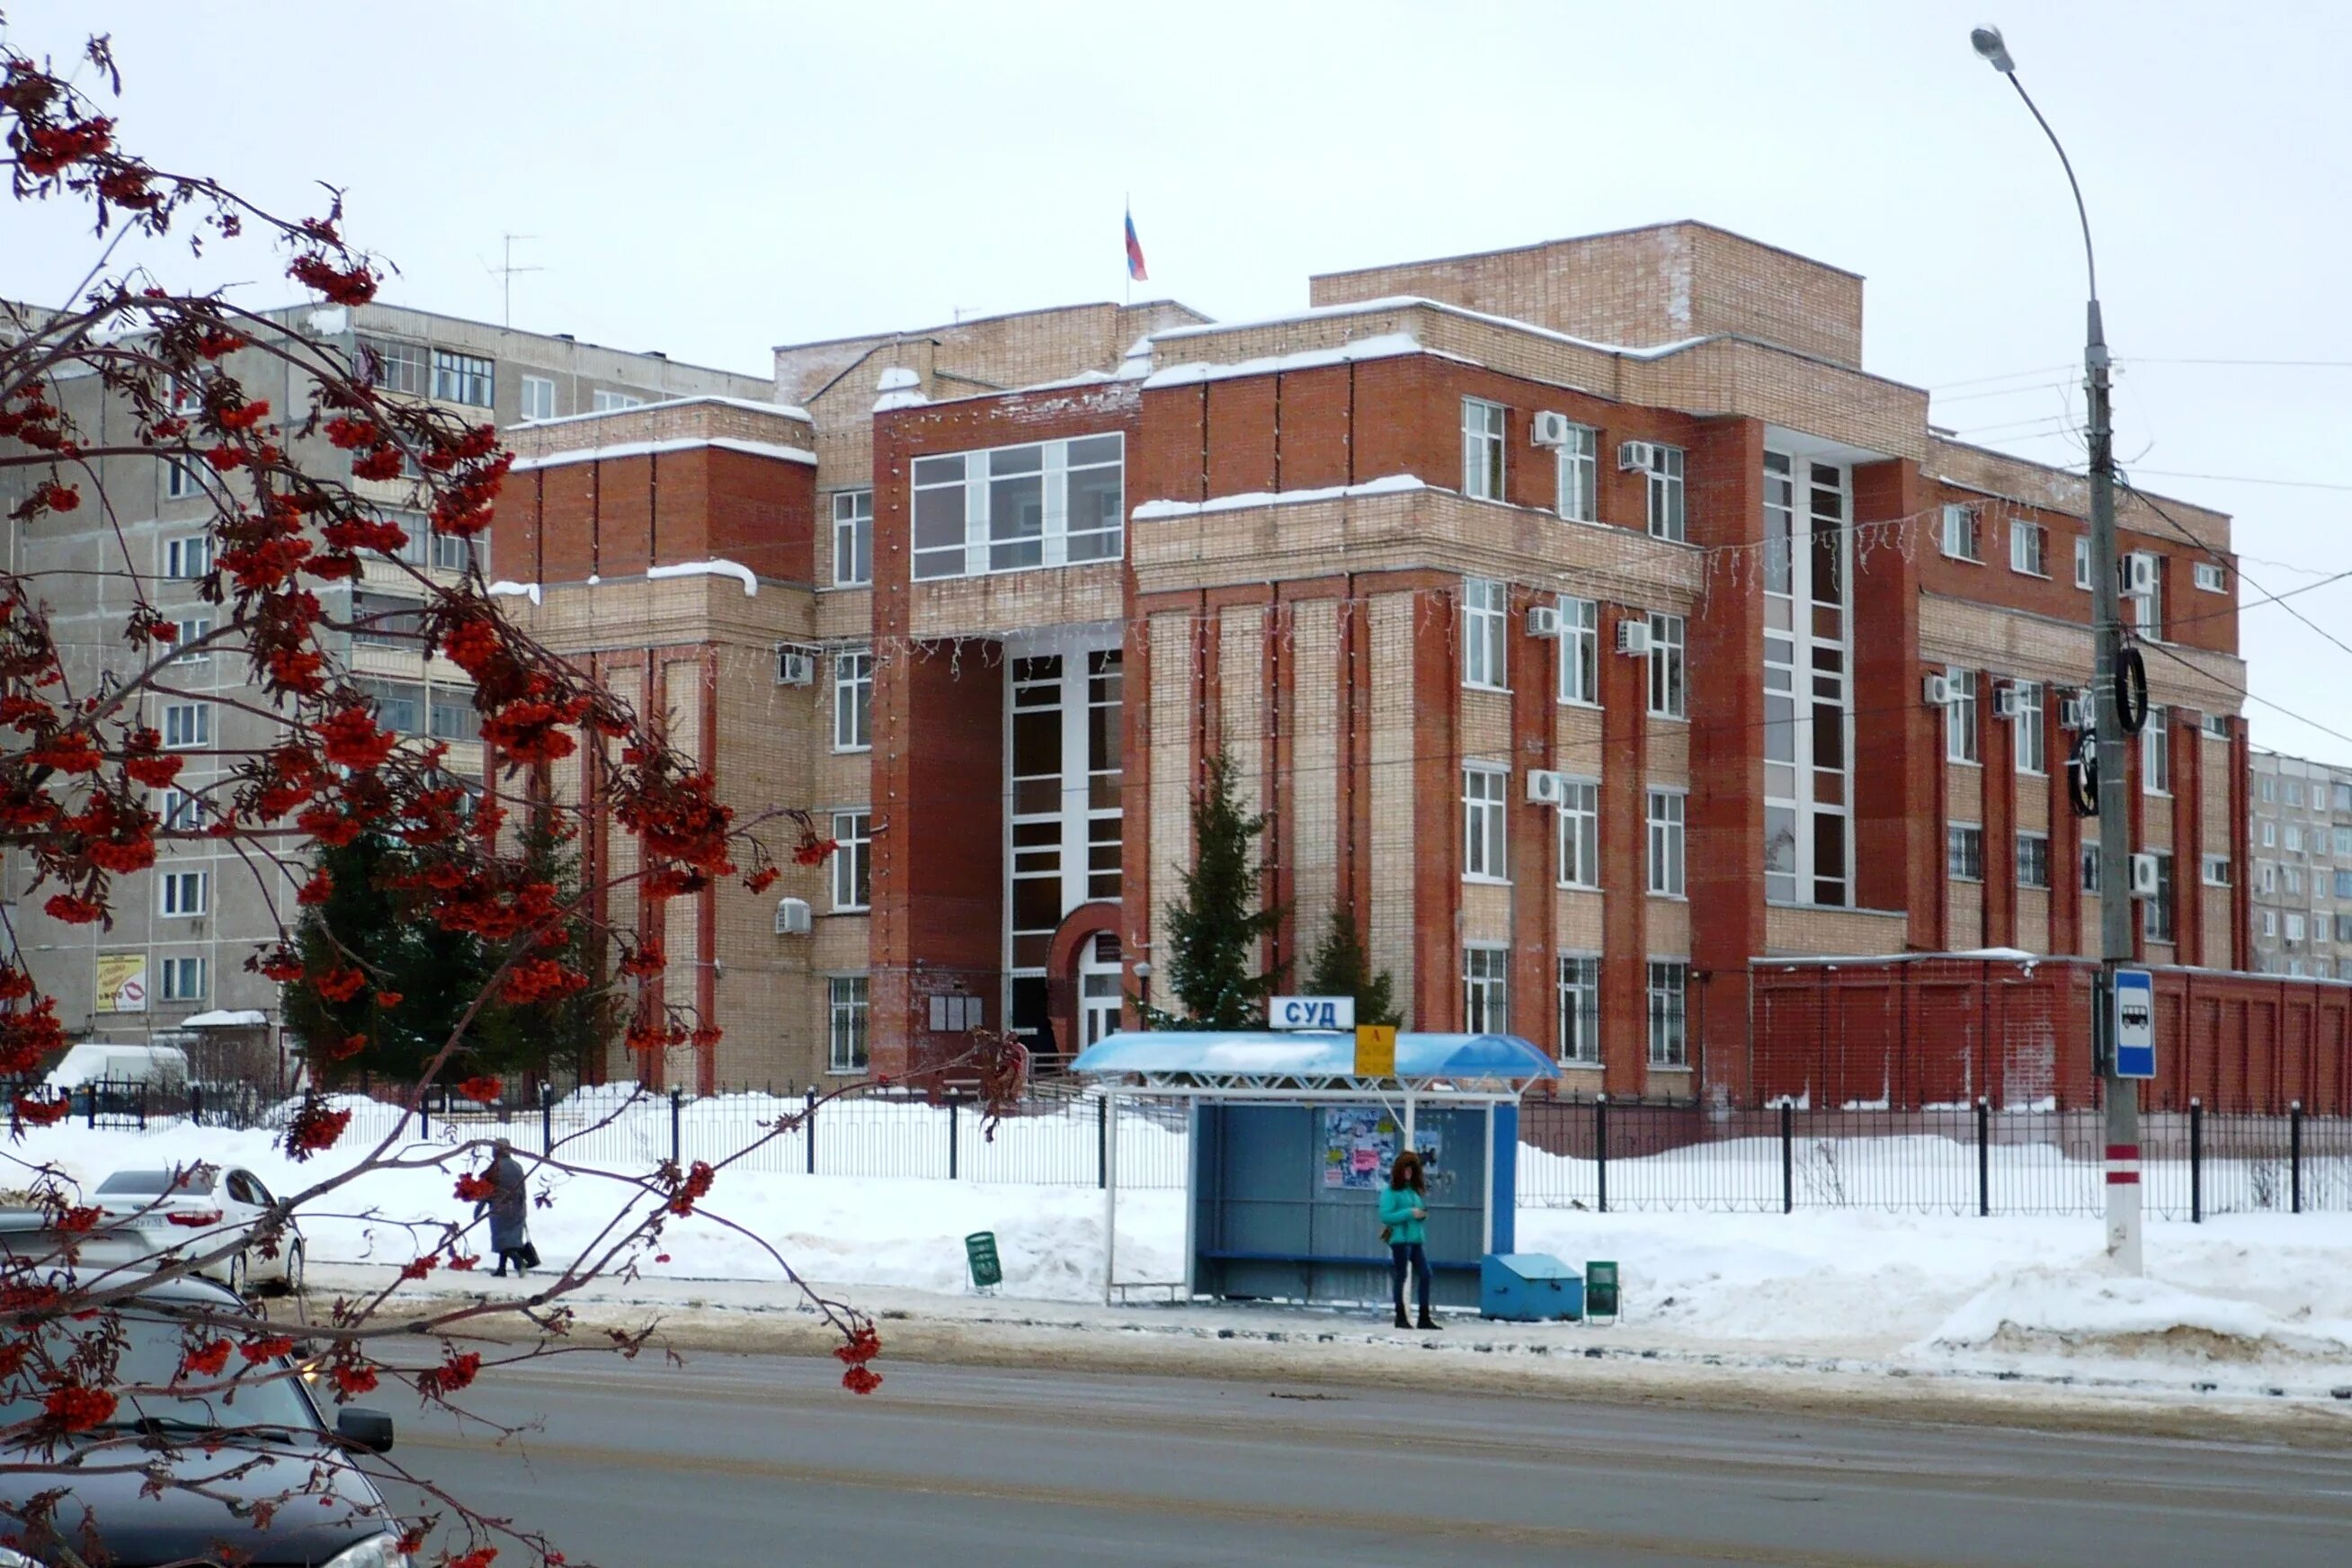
top-left (322, 1533), bottom-right (411, 1568)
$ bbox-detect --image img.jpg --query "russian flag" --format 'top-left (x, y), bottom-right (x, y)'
top-left (1125, 208), bottom-right (1149, 282)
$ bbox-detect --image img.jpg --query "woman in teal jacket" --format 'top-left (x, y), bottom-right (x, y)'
top-left (1378, 1150), bottom-right (1438, 1330)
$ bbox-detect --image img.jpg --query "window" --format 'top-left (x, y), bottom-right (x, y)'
top-left (1461, 398), bottom-right (1506, 502)
top-left (1557, 597), bottom-right (1599, 705)
top-left (2009, 520), bottom-right (2047, 576)
top-left (2258, 861), bottom-right (2276, 894)
top-left (432, 530), bottom-right (486, 574)
top-left (2201, 712), bottom-right (2230, 741)
top-left (2142, 708), bottom-right (2170, 794)
top-left (157, 787), bottom-right (200, 831)
top-left (1647, 789), bottom-right (1686, 896)
top-left (2196, 854), bottom-right (2231, 888)
top-left (1555, 779), bottom-right (1599, 889)
top-left (2017, 833), bottom-right (2051, 890)
top-left (350, 591), bottom-right (426, 648)
top-left (1947, 823), bottom-right (1984, 882)
top-left (2194, 561), bottom-right (2228, 593)
top-left (1555, 423), bottom-right (1598, 522)
top-left (158, 956), bottom-right (205, 1002)
top-left (2145, 851), bottom-right (2176, 944)
top-left (2337, 827), bottom-right (2352, 857)
top-left (2336, 785), bottom-right (2352, 815)
top-left (1945, 668), bottom-right (1979, 763)
top-left (2074, 535), bottom-right (2093, 589)
top-left (2262, 910), bottom-right (2277, 939)
top-left (1556, 956), bottom-right (1599, 1065)
top-left (2128, 551), bottom-right (2163, 639)
top-left (2262, 820), bottom-right (2277, 848)
top-left (170, 617), bottom-right (210, 664)
top-left (2012, 681), bottom-right (2045, 774)
top-left (162, 702), bottom-right (210, 749)
top-left (1462, 578), bottom-right (1507, 690)
top-left (2338, 913), bottom-right (2352, 944)
top-left (1646, 961), bottom-right (1688, 1067)
top-left (910, 434), bottom-right (1124, 580)
top-left (353, 677), bottom-right (423, 734)
top-left (2287, 824), bottom-right (2304, 853)
top-left (592, 389), bottom-right (644, 413)
top-left (429, 689), bottom-right (480, 742)
top-left (2082, 842), bottom-right (2101, 894)
top-left (1647, 612), bottom-right (1686, 719)
top-left (2286, 780), bottom-right (2306, 806)
top-left (2261, 775), bottom-right (2277, 803)
top-left (831, 811), bottom-right (871, 911)
top-left (1461, 945), bottom-right (1510, 1034)
top-left (1639, 445), bottom-right (1687, 542)
top-left (833, 650), bottom-right (873, 752)
top-left (431, 350), bottom-right (494, 407)
top-left (2286, 865), bottom-right (2305, 896)
top-left (2339, 869), bottom-right (2352, 899)
top-left (165, 535), bottom-right (212, 580)
top-left (352, 337), bottom-right (425, 395)
top-left (1462, 766), bottom-right (1506, 881)
top-left (832, 489), bottom-right (874, 588)
top-left (1941, 503), bottom-right (1982, 562)
top-left (827, 976), bottom-right (869, 1074)
top-left (519, 376), bottom-right (556, 422)
top-left (165, 459), bottom-right (198, 500)
top-left (2286, 913), bottom-right (2306, 943)
top-left (160, 870), bottom-right (207, 917)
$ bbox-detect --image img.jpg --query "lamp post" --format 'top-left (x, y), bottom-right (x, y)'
top-left (1133, 961), bottom-right (1153, 1031)
top-left (1971, 24), bottom-right (2140, 1273)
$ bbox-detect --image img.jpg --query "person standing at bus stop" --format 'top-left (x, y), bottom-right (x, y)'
top-left (1379, 1150), bottom-right (1438, 1331)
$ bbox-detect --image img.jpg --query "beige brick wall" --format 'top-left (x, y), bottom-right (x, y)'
top-left (1368, 594), bottom-right (1418, 1014)
top-left (909, 564), bottom-right (1125, 642)
top-left (1930, 438), bottom-right (2232, 555)
top-left (1461, 881), bottom-right (1512, 945)
top-left (1555, 890), bottom-right (1605, 950)
top-left (1147, 614), bottom-right (1195, 987)
top-left (1764, 904), bottom-right (1911, 957)
top-left (1290, 602), bottom-right (1341, 940)
top-left (1219, 606), bottom-right (1266, 819)
top-left (508, 397), bottom-right (812, 465)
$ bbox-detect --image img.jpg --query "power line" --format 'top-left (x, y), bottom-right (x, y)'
top-left (2119, 473), bottom-right (2352, 687)
top-left (2126, 468), bottom-right (2352, 494)
top-left (2137, 636), bottom-right (2352, 752)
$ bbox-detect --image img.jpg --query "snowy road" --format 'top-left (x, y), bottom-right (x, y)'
top-left (385, 1350), bottom-right (2352, 1567)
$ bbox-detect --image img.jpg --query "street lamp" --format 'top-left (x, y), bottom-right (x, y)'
top-left (1132, 961), bottom-right (1153, 1031)
top-left (1970, 23), bottom-right (2140, 1274)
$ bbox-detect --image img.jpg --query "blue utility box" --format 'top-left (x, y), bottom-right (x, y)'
top-left (1480, 1252), bottom-right (1582, 1322)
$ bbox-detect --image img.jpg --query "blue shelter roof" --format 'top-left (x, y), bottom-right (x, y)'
top-left (1067, 1031), bottom-right (1559, 1085)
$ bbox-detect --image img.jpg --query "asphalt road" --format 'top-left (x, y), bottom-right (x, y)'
top-left (382, 1351), bottom-right (2352, 1568)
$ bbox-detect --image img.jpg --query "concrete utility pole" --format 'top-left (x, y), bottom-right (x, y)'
top-left (1971, 25), bottom-right (2142, 1273)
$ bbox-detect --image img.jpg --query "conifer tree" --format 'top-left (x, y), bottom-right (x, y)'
top-left (1301, 902), bottom-right (1400, 1028)
top-left (1144, 750), bottom-right (1284, 1029)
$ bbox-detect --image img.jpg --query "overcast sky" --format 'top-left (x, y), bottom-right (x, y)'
top-left (8, 2), bottom-right (2352, 763)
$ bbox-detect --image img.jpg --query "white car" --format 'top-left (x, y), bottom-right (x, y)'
top-left (93, 1164), bottom-right (306, 1297)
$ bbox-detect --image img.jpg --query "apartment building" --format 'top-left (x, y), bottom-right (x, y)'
top-left (496, 222), bottom-right (2261, 1104)
top-left (1, 301), bottom-right (766, 1073)
top-left (2248, 749), bottom-right (2352, 977)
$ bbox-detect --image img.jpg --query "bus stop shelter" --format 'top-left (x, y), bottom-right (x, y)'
top-left (1068, 1030), bottom-right (1558, 1307)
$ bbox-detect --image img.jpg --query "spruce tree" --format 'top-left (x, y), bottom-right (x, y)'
top-left (1301, 902), bottom-right (1400, 1028)
top-left (1145, 750), bottom-right (1285, 1029)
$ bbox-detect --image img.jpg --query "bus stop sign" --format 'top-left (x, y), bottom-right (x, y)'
top-left (2113, 968), bottom-right (2155, 1080)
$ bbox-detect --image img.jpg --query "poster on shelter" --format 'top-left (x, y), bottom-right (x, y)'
top-left (1322, 1108), bottom-right (1399, 1189)
top-left (95, 951), bottom-right (147, 1014)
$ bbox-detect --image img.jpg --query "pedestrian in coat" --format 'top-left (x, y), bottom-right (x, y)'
top-left (478, 1138), bottom-right (532, 1278)
top-left (1378, 1149), bottom-right (1438, 1331)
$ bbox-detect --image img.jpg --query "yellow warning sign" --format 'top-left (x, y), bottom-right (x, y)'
top-left (1353, 1024), bottom-right (1397, 1077)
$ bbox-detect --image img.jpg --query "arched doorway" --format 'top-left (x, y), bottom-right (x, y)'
top-left (1078, 931), bottom-right (1124, 1047)
top-left (1045, 904), bottom-right (1124, 1066)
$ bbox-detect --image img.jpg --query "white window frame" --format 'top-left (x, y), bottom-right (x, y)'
top-left (1646, 960), bottom-right (1688, 1067)
top-left (1555, 423), bottom-right (1598, 523)
top-left (2012, 680), bottom-right (2045, 775)
top-left (2017, 832), bottom-right (2051, 891)
top-left (2262, 910), bottom-right (2278, 939)
top-left (2202, 854), bottom-right (2232, 887)
top-left (1462, 764), bottom-right (1508, 883)
top-left (2201, 713), bottom-right (2230, 741)
top-left (1556, 954), bottom-right (1600, 1065)
top-left (165, 458), bottom-right (199, 500)
top-left (1647, 612), bottom-right (1686, 720)
top-left (2082, 842), bottom-right (2102, 894)
top-left (2009, 520), bottom-right (2047, 576)
top-left (1463, 944), bottom-right (1510, 1035)
top-left (829, 810), bottom-right (872, 912)
top-left (430, 350), bottom-right (494, 408)
top-left (519, 375), bottom-right (556, 423)
top-left (833, 649), bottom-right (873, 753)
top-left (1646, 788), bottom-right (1686, 897)
top-left (358, 337), bottom-right (427, 396)
top-left (2258, 860), bottom-right (2276, 894)
top-left (2144, 852), bottom-right (2175, 943)
top-left (832, 488), bottom-right (874, 588)
top-left (2261, 775), bottom-right (2277, 803)
top-left (157, 787), bottom-right (200, 831)
top-left (1941, 503), bottom-right (1982, 563)
top-left (827, 976), bottom-right (870, 1074)
top-left (2193, 561), bottom-right (2228, 594)
top-left (592, 389), bottom-right (645, 413)
top-left (165, 535), bottom-right (212, 580)
top-left (162, 702), bottom-right (210, 750)
top-left (1641, 445), bottom-right (1687, 543)
top-left (2286, 824), bottom-right (2304, 853)
top-left (1462, 578), bottom-right (1507, 690)
top-left (2286, 865), bottom-right (2306, 896)
top-left (1557, 596), bottom-right (1599, 706)
top-left (1947, 823), bottom-right (1985, 882)
top-left (2143, 707), bottom-right (2170, 795)
top-left (2129, 551), bottom-right (2163, 640)
top-left (1461, 397), bottom-right (1506, 502)
top-left (2262, 820), bottom-right (2277, 848)
top-left (170, 617), bottom-right (210, 665)
top-left (1555, 778), bottom-right (1599, 890)
top-left (2287, 913), bottom-right (2306, 943)
top-left (159, 869), bottom-right (208, 918)
top-left (1945, 667), bottom-right (1979, 764)
top-left (910, 433), bottom-right (1126, 581)
top-left (159, 955), bottom-right (206, 1002)
top-left (2074, 534), bottom-right (2093, 590)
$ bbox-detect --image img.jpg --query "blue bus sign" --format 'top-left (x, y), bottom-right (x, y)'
top-left (2113, 968), bottom-right (2155, 1080)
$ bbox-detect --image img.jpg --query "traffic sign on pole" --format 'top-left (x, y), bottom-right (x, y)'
top-left (2113, 968), bottom-right (2156, 1080)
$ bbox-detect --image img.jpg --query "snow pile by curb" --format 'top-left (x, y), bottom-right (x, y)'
top-left (1922, 1268), bottom-right (2352, 1365)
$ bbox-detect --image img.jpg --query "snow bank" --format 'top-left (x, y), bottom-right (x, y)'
top-left (486, 580), bottom-right (542, 606)
top-left (646, 558), bottom-right (758, 596)
top-left (1132, 474), bottom-right (1425, 522)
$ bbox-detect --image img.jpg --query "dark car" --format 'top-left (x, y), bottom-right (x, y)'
top-left (0, 1277), bottom-right (407, 1567)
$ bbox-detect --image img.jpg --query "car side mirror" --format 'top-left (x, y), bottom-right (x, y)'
top-left (336, 1407), bottom-right (394, 1455)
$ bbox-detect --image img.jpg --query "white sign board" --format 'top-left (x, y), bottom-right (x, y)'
top-left (1270, 995), bottom-right (1355, 1032)
top-left (2113, 967), bottom-right (2155, 1080)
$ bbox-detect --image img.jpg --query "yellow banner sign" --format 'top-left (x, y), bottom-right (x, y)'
top-left (96, 951), bottom-right (147, 1014)
top-left (1353, 1024), bottom-right (1396, 1077)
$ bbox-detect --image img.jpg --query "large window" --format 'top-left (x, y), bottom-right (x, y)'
top-left (1462, 578), bottom-right (1506, 690)
top-left (1558, 596), bottom-right (1599, 705)
top-left (1463, 765), bottom-right (1507, 881)
top-left (911, 434), bottom-right (1124, 580)
top-left (357, 338), bottom-right (427, 396)
top-left (1461, 398), bottom-right (1506, 502)
top-left (1646, 960), bottom-right (1688, 1067)
top-left (1555, 423), bottom-right (1598, 522)
top-left (1647, 788), bottom-right (1686, 896)
top-left (827, 977), bottom-right (869, 1074)
top-left (2017, 833), bottom-right (2051, 890)
top-left (1005, 652), bottom-right (1125, 1015)
top-left (1647, 612), bottom-right (1686, 719)
top-left (2143, 707), bottom-right (2170, 794)
top-left (833, 489), bottom-right (873, 588)
top-left (1760, 452), bottom-right (1853, 908)
top-left (1947, 823), bottom-right (1984, 882)
top-left (1945, 668), bottom-right (1979, 763)
top-left (431, 350), bottom-right (494, 407)
top-left (163, 702), bottom-right (210, 750)
top-left (2013, 681), bottom-right (2045, 774)
top-left (1555, 779), bottom-right (1599, 889)
top-left (1556, 955), bottom-right (1599, 1065)
top-left (1463, 945), bottom-right (1509, 1034)
top-left (520, 375), bottom-right (556, 422)
top-left (429, 689), bottom-right (479, 742)
top-left (1638, 445), bottom-right (1686, 542)
top-left (833, 649), bottom-right (873, 752)
top-left (831, 811), bottom-right (871, 912)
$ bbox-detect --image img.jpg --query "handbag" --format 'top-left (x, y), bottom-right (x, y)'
top-left (517, 1242), bottom-right (541, 1270)
top-left (1378, 1225), bottom-right (1393, 1244)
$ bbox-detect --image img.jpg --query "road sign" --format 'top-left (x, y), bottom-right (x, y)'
top-left (1270, 995), bottom-right (1354, 1031)
top-left (2113, 967), bottom-right (2155, 1079)
top-left (1352, 1024), bottom-right (1396, 1077)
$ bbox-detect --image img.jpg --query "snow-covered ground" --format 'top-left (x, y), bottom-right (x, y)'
top-left (13, 1108), bottom-right (2352, 1409)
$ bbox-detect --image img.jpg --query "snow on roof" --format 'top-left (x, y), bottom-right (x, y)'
top-left (182, 1009), bottom-right (268, 1028)
top-left (876, 367), bottom-right (922, 391)
top-left (646, 558), bottom-right (758, 597)
top-left (486, 580), bottom-right (542, 605)
top-left (510, 436), bottom-right (816, 473)
top-left (1147, 295), bottom-right (1716, 362)
top-left (508, 394), bottom-right (811, 432)
top-left (1132, 474), bottom-right (1425, 522)
top-left (1141, 332), bottom-right (1437, 390)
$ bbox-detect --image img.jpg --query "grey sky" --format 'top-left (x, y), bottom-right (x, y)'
top-left (8, 1), bottom-right (2352, 762)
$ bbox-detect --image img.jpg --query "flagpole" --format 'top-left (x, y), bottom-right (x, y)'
top-left (1124, 192), bottom-right (1132, 307)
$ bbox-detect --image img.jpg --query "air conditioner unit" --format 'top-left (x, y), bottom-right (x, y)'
top-left (2058, 692), bottom-right (2089, 731)
top-left (2122, 554), bottom-right (2159, 597)
top-left (1617, 440), bottom-right (1659, 473)
top-left (1991, 685), bottom-right (2022, 720)
top-left (1530, 411), bottom-right (1576, 449)
top-left (1922, 672), bottom-right (1953, 708)
top-left (1526, 604), bottom-right (1562, 638)
top-left (773, 643), bottom-right (816, 686)
top-left (2128, 852), bottom-right (2161, 899)
top-left (1616, 619), bottom-right (1653, 656)
top-left (773, 896), bottom-right (813, 936)
top-left (1527, 769), bottom-right (1566, 806)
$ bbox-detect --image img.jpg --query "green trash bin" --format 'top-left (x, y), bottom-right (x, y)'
top-left (1583, 1260), bottom-right (1619, 1324)
top-left (965, 1231), bottom-right (1002, 1294)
